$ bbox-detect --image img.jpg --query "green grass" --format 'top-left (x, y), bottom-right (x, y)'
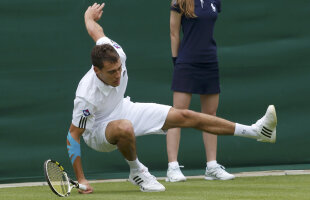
top-left (1, 175), bottom-right (310, 200)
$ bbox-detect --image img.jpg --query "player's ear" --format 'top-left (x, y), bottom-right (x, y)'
top-left (93, 66), bottom-right (101, 74)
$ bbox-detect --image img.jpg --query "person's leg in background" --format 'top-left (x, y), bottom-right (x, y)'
top-left (166, 91), bottom-right (191, 182)
top-left (201, 94), bottom-right (235, 180)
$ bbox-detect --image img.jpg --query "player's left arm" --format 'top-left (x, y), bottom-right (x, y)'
top-left (84, 3), bottom-right (106, 42)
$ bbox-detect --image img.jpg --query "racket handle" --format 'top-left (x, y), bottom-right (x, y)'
top-left (78, 183), bottom-right (87, 191)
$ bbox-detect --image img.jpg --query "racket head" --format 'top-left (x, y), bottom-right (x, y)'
top-left (44, 159), bottom-right (70, 197)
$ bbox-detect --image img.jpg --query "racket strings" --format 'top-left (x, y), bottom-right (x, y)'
top-left (46, 162), bottom-right (69, 195)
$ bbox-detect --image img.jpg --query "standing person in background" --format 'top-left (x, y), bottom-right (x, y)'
top-left (166, 0), bottom-right (235, 182)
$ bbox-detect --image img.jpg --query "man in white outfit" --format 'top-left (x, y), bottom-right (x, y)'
top-left (67, 3), bottom-right (277, 193)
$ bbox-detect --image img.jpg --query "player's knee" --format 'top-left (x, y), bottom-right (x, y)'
top-left (178, 109), bottom-right (195, 122)
top-left (116, 120), bottom-right (134, 140)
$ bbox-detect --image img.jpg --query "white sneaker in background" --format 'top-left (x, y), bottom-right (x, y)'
top-left (254, 105), bottom-right (277, 143)
top-left (205, 164), bottom-right (235, 180)
top-left (166, 164), bottom-right (187, 182)
top-left (129, 167), bottom-right (165, 192)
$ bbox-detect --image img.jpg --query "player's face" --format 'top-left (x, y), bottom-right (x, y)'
top-left (95, 59), bottom-right (122, 87)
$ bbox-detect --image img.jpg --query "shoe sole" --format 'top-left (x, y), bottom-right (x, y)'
top-left (129, 178), bottom-right (166, 192)
top-left (140, 188), bottom-right (166, 192)
top-left (257, 105), bottom-right (277, 143)
top-left (165, 177), bottom-right (187, 182)
top-left (205, 176), bottom-right (235, 180)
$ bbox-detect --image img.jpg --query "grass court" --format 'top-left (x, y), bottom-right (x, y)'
top-left (1, 174), bottom-right (310, 200)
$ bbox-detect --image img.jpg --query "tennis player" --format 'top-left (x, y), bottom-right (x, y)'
top-left (67, 3), bottom-right (277, 193)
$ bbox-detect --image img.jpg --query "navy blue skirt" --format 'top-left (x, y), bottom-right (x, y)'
top-left (171, 62), bottom-right (220, 94)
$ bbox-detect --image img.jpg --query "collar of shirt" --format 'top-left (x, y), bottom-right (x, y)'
top-left (93, 66), bottom-right (119, 96)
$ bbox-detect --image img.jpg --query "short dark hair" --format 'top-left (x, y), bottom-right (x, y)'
top-left (91, 44), bottom-right (120, 69)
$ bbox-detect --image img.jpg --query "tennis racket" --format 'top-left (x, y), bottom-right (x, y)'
top-left (44, 159), bottom-right (87, 197)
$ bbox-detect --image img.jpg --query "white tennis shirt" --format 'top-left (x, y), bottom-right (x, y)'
top-left (71, 37), bottom-right (128, 133)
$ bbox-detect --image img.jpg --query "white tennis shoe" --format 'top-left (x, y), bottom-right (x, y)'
top-left (254, 105), bottom-right (277, 143)
top-left (205, 164), bottom-right (235, 180)
top-left (166, 164), bottom-right (186, 182)
top-left (129, 167), bottom-right (165, 192)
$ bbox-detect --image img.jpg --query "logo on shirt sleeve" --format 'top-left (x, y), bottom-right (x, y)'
top-left (83, 109), bottom-right (91, 117)
top-left (79, 109), bottom-right (91, 129)
top-left (113, 43), bottom-right (121, 49)
top-left (111, 40), bottom-right (121, 49)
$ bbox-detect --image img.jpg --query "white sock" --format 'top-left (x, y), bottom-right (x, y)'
top-left (234, 123), bottom-right (258, 139)
top-left (126, 158), bottom-right (144, 171)
top-left (207, 160), bottom-right (218, 169)
top-left (168, 161), bottom-right (179, 168)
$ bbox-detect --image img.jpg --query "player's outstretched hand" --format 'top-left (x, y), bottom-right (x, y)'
top-left (78, 179), bottom-right (93, 194)
top-left (85, 2), bottom-right (105, 21)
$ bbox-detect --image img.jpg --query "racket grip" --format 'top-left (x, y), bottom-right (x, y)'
top-left (78, 183), bottom-right (87, 191)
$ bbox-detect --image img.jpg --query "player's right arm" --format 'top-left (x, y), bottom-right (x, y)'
top-left (69, 95), bottom-right (95, 194)
top-left (84, 3), bottom-right (106, 42)
top-left (67, 124), bottom-right (93, 194)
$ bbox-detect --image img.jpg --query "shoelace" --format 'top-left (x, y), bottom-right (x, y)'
top-left (140, 168), bottom-right (158, 184)
top-left (168, 165), bottom-right (185, 180)
top-left (253, 116), bottom-right (265, 127)
top-left (170, 165), bottom-right (184, 170)
top-left (209, 165), bottom-right (227, 176)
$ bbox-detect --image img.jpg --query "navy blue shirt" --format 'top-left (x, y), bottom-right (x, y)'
top-left (171, 0), bottom-right (221, 64)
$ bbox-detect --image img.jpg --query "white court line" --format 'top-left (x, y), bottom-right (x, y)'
top-left (1, 170), bottom-right (310, 189)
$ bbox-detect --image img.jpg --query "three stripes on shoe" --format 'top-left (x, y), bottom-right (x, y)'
top-left (261, 126), bottom-right (272, 138)
top-left (133, 176), bottom-right (144, 185)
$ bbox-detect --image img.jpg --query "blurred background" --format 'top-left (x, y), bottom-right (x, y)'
top-left (0, 0), bottom-right (309, 183)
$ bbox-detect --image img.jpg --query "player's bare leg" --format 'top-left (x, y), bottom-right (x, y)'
top-left (163, 108), bottom-right (235, 134)
top-left (105, 120), bottom-right (137, 160)
top-left (105, 120), bottom-right (165, 192)
top-left (162, 105), bottom-right (277, 143)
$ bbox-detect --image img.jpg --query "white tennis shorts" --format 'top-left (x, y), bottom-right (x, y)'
top-left (83, 97), bottom-right (171, 152)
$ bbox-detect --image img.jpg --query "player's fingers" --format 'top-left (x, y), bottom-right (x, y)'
top-left (98, 11), bottom-right (103, 18)
top-left (92, 3), bottom-right (97, 8)
top-left (78, 189), bottom-right (93, 194)
top-left (78, 186), bottom-right (93, 194)
top-left (94, 3), bottom-right (101, 9)
top-left (99, 3), bottom-right (105, 10)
